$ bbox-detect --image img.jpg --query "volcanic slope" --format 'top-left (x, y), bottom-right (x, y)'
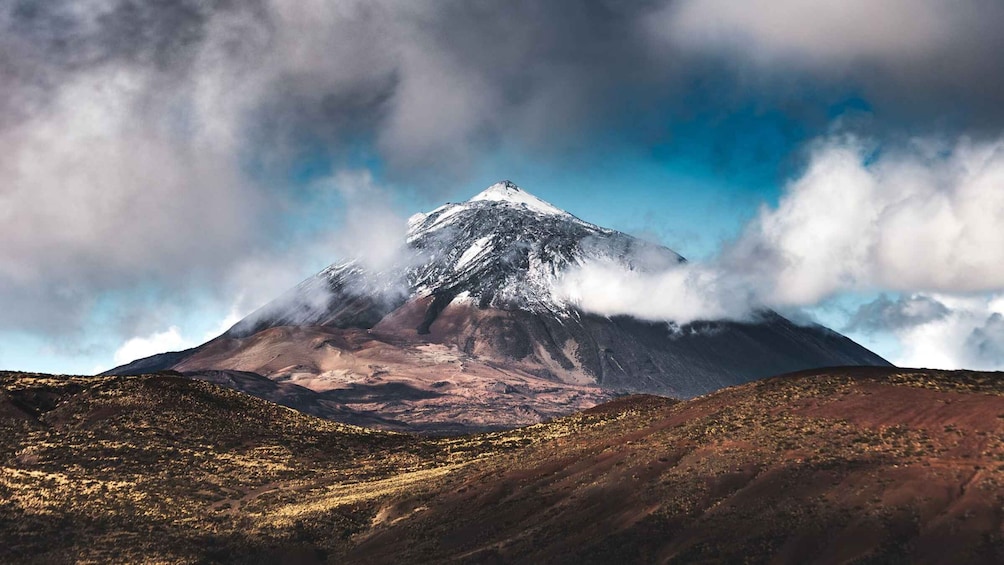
top-left (2, 367), bottom-right (1002, 563)
top-left (106, 181), bottom-right (889, 431)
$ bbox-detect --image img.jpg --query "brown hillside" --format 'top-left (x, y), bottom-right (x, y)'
top-left (2, 367), bottom-right (1003, 563)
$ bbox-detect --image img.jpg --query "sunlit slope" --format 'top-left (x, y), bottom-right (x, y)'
top-left (3, 367), bottom-right (1002, 563)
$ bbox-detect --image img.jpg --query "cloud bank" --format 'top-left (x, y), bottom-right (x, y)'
top-left (849, 293), bottom-right (1004, 371)
top-left (659, 0), bottom-right (1004, 130)
top-left (0, 0), bottom-right (672, 341)
top-left (562, 134), bottom-right (1004, 334)
top-left (556, 259), bottom-right (757, 326)
top-left (4, 1), bottom-right (1004, 370)
top-left (735, 135), bottom-right (1004, 302)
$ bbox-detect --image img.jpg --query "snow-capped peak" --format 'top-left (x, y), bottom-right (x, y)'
top-left (232, 179), bottom-right (685, 335)
top-left (468, 180), bottom-right (567, 216)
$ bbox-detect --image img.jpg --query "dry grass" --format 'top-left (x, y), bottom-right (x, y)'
top-left (0, 370), bottom-right (633, 563)
top-left (1, 368), bottom-right (1002, 563)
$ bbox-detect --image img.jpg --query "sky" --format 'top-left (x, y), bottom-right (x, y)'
top-left (2, 0), bottom-right (1004, 374)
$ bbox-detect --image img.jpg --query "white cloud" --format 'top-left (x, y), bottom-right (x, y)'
top-left (318, 170), bottom-right (413, 273)
top-left (103, 304), bottom-right (245, 373)
top-left (216, 170), bottom-right (417, 332)
top-left (556, 259), bottom-right (756, 325)
top-left (734, 135), bottom-right (1004, 302)
top-left (652, 0), bottom-right (1004, 129)
top-left (0, 33), bottom-right (262, 335)
top-left (111, 326), bottom-right (192, 367)
top-left (203, 306), bottom-right (244, 341)
top-left (561, 134), bottom-right (1004, 338)
top-left (886, 294), bottom-right (1004, 370)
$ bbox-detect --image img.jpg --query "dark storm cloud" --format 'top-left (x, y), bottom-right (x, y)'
top-left (7, 1), bottom-right (1004, 178)
top-left (0, 0), bottom-right (672, 340)
top-left (3, 0), bottom-right (1004, 342)
top-left (659, 0), bottom-right (1004, 135)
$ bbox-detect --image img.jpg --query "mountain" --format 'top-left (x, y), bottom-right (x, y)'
top-left (6, 367), bottom-right (1003, 563)
top-left (223, 180), bottom-right (685, 336)
top-left (106, 181), bottom-right (889, 431)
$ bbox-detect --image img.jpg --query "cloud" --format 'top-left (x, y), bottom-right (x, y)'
top-left (0, 1), bottom-right (425, 341)
top-left (0, 63), bottom-right (258, 331)
top-left (846, 294), bottom-right (950, 334)
top-left (662, 0), bottom-right (955, 66)
top-left (562, 134), bottom-right (1004, 327)
top-left (214, 169), bottom-right (425, 339)
top-left (316, 170), bottom-right (413, 273)
top-left (5, 0), bottom-right (1004, 367)
top-left (851, 293), bottom-right (1004, 370)
top-left (106, 303), bottom-right (243, 371)
top-left (0, 1), bottom-right (268, 338)
top-left (0, 0), bottom-right (672, 342)
top-left (965, 312), bottom-right (1004, 369)
top-left (111, 326), bottom-right (191, 367)
top-left (556, 259), bottom-right (758, 325)
top-left (656, 0), bottom-right (1004, 131)
top-left (732, 135), bottom-right (1004, 302)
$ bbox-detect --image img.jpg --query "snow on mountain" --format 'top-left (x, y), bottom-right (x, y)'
top-left (467, 180), bottom-right (569, 216)
top-left (403, 180), bottom-right (682, 314)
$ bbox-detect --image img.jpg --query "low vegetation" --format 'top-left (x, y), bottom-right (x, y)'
top-left (1, 367), bottom-right (1002, 563)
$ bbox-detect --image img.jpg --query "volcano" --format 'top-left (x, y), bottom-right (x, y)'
top-left (106, 181), bottom-right (889, 432)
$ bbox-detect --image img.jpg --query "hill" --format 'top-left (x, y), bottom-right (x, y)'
top-left (2, 367), bottom-right (1002, 563)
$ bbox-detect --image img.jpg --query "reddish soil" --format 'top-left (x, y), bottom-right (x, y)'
top-left (174, 324), bottom-right (613, 432)
top-left (5, 367), bottom-right (1002, 563)
top-left (348, 367), bottom-right (1004, 564)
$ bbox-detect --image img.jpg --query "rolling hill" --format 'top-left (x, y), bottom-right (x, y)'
top-left (3, 366), bottom-right (1001, 563)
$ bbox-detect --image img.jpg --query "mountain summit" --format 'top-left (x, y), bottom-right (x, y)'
top-left (224, 180), bottom-right (680, 335)
top-left (106, 181), bottom-right (889, 432)
top-left (466, 180), bottom-right (569, 215)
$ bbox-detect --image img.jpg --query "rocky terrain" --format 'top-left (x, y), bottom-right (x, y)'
top-left (171, 326), bottom-right (613, 434)
top-left (105, 182), bottom-right (888, 432)
top-left (3, 366), bottom-right (1002, 563)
